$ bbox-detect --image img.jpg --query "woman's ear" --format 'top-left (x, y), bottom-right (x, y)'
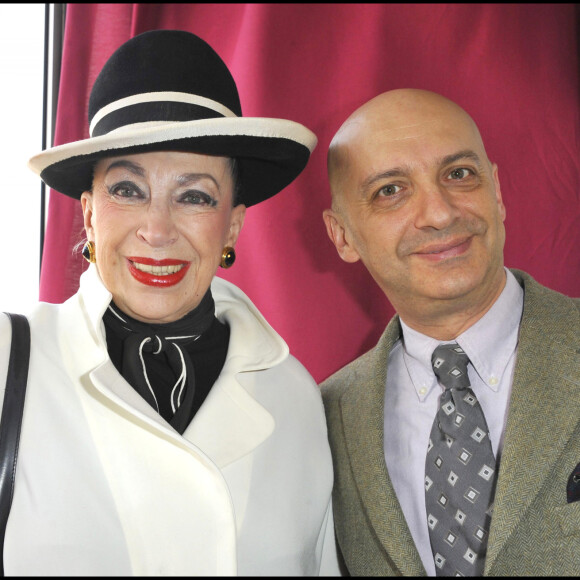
top-left (80, 191), bottom-right (95, 239)
top-left (227, 203), bottom-right (246, 247)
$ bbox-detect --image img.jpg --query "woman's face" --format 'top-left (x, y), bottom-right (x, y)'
top-left (81, 150), bottom-right (246, 323)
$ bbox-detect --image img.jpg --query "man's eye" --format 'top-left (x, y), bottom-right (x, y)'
top-left (180, 190), bottom-right (217, 207)
top-left (448, 168), bottom-right (471, 180)
top-left (377, 184), bottom-right (402, 197)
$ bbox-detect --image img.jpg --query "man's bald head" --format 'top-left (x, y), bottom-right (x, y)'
top-left (327, 89), bottom-right (489, 210)
top-left (322, 88), bottom-right (506, 338)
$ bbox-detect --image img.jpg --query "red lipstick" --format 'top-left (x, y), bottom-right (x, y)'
top-left (127, 257), bottom-right (191, 287)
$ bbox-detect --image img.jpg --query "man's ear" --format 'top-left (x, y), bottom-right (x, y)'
top-left (80, 191), bottom-right (95, 239)
top-left (322, 208), bottom-right (361, 263)
top-left (491, 164), bottom-right (506, 222)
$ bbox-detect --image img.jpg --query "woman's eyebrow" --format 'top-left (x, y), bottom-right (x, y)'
top-left (104, 159), bottom-right (145, 176)
top-left (177, 173), bottom-right (221, 190)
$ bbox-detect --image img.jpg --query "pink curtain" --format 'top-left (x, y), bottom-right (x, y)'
top-left (40, 3), bottom-right (580, 382)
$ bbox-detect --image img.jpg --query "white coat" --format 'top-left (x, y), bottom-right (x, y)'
top-left (0, 265), bottom-right (340, 576)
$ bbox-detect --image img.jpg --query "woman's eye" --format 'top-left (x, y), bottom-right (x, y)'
top-left (108, 181), bottom-right (142, 198)
top-left (180, 190), bottom-right (217, 207)
top-left (377, 184), bottom-right (402, 197)
top-left (448, 168), bottom-right (471, 180)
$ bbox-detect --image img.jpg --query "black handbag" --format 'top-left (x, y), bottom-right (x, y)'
top-left (0, 313), bottom-right (30, 576)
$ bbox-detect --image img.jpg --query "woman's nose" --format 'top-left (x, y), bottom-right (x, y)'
top-left (136, 202), bottom-right (179, 247)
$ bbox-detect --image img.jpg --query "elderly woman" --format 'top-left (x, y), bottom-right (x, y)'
top-left (0, 30), bottom-right (340, 576)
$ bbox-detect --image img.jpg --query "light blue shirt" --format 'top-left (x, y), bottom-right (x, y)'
top-left (383, 268), bottom-right (524, 576)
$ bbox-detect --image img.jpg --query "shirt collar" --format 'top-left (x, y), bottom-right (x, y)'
top-left (400, 269), bottom-right (524, 401)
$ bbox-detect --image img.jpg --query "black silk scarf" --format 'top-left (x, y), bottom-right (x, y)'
top-left (103, 290), bottom-right (226, 433)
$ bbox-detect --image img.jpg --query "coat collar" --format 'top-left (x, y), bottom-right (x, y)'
top-left (485, 270), bottom-right (580, 571)
top-left (74, 266), bottom-right (283, 468)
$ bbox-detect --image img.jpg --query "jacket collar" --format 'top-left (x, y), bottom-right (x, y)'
top-left (76, 266), bottom-right (283, 468)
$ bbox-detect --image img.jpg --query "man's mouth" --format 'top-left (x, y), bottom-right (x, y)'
top-left (413, 237), bottom-right (473, 260)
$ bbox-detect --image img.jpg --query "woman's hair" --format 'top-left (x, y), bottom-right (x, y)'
top-left (229, 157), bottom-right (243, 207)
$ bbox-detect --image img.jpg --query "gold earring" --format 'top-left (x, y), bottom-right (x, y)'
top-left (82, 240), bottom-right (96, 263)
top-left (220, 246), bottom-right (236, 268)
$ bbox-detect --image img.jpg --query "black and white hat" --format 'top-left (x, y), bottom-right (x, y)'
top-left (28, 29), bottom-right (317, 207)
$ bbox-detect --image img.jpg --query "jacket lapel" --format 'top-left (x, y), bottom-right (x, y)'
top-left (486, 271), bottom-right (580, 571)
top-left (340, 317), bottom-right (426, 575)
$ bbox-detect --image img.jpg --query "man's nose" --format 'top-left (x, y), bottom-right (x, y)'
top-left (413, 182), bottom-right (461, 230)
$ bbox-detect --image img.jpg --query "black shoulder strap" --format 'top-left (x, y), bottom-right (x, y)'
top-left (0, 313), bottom-right (30, 576)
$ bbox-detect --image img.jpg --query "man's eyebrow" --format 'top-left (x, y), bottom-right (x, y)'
top-left (362, 168), bottom-right (407, 191)
top-left (104, 160), bottom-right (145, 176)
top-left (439, 150), bottom-right (483, 167)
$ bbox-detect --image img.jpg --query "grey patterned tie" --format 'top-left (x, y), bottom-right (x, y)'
top-left (425, 343), bottom-right (497, 576)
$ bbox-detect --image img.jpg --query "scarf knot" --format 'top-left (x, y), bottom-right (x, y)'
top-left (103, 290), bottom-right (216, 431)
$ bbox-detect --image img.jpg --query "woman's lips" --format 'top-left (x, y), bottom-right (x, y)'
top-left (413, 237), bottom-right (472, 261)
top-left (127, 257), bottom-right (191, 287)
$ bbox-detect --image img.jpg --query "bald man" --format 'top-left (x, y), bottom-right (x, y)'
top-left (321, 89), bottom-right (580, 576)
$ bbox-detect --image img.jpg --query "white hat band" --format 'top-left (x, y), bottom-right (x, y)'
top-left (89, 91), bottom-right (238, 137)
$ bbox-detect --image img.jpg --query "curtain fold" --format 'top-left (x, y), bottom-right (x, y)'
top-left (40, 3), bottom-right (580, 382)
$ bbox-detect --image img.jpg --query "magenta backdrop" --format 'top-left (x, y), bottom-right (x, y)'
top-left (39, 3), bottom-right (580, 382)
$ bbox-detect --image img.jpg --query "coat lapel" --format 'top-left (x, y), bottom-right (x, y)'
top-left (66, 267), bottom-right (198, 442)
top-left (182, 372), bottom-right (275, 469)
top-left (181, 276), bottom-right (286, 468)
top-left (340, 317), bottom-right (426, 575)
top-left (486, 271), bottom-right (580, 571)
top-left (70, 268), bottom-right (280, 470)
top-left (88, 355), bottom-right (276, 470)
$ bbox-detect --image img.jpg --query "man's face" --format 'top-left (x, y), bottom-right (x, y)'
top-left (324, 93), bottom-right (507, 325)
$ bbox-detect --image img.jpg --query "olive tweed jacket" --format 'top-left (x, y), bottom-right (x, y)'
top-left (321, 269), bottom-right (580, 576)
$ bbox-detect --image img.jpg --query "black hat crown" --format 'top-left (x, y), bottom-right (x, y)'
top-left (89, 30), bottom-right (242, 138)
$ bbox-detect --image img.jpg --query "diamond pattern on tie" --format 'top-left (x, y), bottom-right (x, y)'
top-left (425, 343), bottom-right (497, 576)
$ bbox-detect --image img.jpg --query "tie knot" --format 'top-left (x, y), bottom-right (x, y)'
top-left (431, 342), bottom-right (471, 391)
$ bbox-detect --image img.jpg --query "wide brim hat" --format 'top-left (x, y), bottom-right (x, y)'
top-left (28, 29), bottom-right (317, 207)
